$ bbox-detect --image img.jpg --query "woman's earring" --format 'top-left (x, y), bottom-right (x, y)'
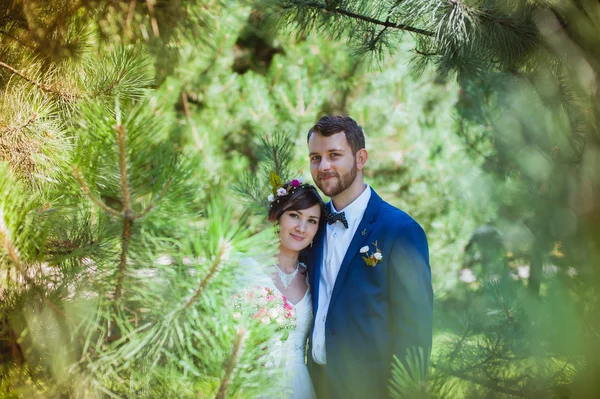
top-left (310, 240), bottom-right (313, 248)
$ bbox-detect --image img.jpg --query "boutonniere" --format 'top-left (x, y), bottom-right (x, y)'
top-left (360, 241), bottom-right (383, 267)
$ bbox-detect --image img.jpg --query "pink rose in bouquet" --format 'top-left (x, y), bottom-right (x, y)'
top-left (231, 286), bottom-right (296, 335)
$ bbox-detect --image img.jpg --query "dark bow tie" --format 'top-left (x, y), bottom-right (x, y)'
top-left (324, 208), bottom-right (348, 229)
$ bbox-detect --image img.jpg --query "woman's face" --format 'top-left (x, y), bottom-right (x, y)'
top-left (278, 204), bottom-right (321, 255)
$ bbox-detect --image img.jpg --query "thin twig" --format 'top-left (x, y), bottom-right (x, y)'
top-left (289, 1), bottom-right (434, 37)
top-left (116, 124), bottom-right (133, 215)
top-left (73, 165), bottom-right (121, 217)
top-left (0, 209), bottom-right (34, 286)
top-left (146, 0), bottom-right (160, 38)
top-left (135, 178), bottom-right (173, 220)
top-left (216, 328), bottom-right (247, 399)
top-left (415, 48), bottom-right (440, 56)
top-left (180, 91), bottom-right (203, 150)
top-left (0, 30), bottom-right (35, 50)
top-left (114, 123), bottom-right (134, 300)
top-left (0, 112), bottom-right (39, 135)
top-left (91, 68), bottom-right (128, 97)
top-left (126, 0), bottom-right (137, 36)
top-left (115, 218), bottom-right (132, 300)
top-left (0, 61), bottom-right (60, 95)
top-left (184, 242), bottom-right (225, 309)
top-left (272, 144), bottom-right (281, 178)
top-left (433, 364), bottom-right (527, 397)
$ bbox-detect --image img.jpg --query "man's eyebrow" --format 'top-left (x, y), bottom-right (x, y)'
top-left (309, 148), bottom-right (345, 155)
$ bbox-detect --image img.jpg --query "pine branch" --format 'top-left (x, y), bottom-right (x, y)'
top-left (0, 112), bottom-right (38, 135)
top-left (116, 124), bottom-right (133, 215)
top-left (73, 165), bottom-right (121, 217)
top-left (146, 0), bottom-right (160, 38)
top-left (1, 58), bottom-right (146, 105)
top-left (115, 123), bottom-right (134, 300)
top-left (215, 327), bottom-right (248, 399)
top-left (435, 365), bottom-right (527, 397)
top-left (183, 239), bottom-right (228, 309)
top-left (284, 1), bottom-right (434, 37)
top-left (415, 48), bottom-right (440, 57)
top-left (0, 208), bottom-right (33, 287)
top-left (372, 25), bottom-right (390, 46)
top-left (116, 217), bottom-right (133, 300)
top-left (0, 30), bottom-right (35, 50)
top-left (91, 68), bottom-right (128, 97)
top-left (134, 178), bottom-right (173, 220)
top-left (272, 145), bottom-right (281, 178)
top-left (6, 322), bottom-right (24, 367)
top-left (0, 61), bottom-right (62, 96)
top-left (180, 91), bottom-right (203, 151)
top-left (125, 0), bottom-right (137, 37)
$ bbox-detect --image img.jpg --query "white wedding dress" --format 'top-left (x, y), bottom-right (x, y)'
top-left (239, 258), bottom-right (316, 399)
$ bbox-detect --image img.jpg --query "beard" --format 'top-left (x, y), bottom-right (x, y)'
top-left (317, 163), bottom-right (358, 197)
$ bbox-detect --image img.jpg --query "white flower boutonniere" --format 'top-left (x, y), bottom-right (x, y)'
top-left (361, 241), bottom-right (383, 267)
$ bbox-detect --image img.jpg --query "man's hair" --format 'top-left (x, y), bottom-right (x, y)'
top-left (268, 184), bottom-right (324, 223)
top-left (307, 115), bottom-right (366, 155)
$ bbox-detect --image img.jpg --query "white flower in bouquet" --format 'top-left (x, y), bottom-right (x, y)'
top-left (229, 286), bottom-right (297, 340)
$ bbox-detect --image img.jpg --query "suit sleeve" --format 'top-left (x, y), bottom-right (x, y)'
top-left (388, 221), bottom-right (433, 371)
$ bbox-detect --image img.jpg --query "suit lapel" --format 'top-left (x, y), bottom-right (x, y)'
top-left (327, 191), bottom-right (382, 313)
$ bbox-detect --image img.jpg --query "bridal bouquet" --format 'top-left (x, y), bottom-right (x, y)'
top-left (231, 286), bottom-right (296, 336)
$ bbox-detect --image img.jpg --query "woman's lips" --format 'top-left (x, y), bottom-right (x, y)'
top-left (290, 234), bottom-right (305, 241)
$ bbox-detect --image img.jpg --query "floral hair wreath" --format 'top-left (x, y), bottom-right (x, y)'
top-left (267, 171), bottom-right (311, 207)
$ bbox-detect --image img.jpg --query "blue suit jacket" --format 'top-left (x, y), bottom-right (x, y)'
top-left (305, 189), bottom-right (433, 399)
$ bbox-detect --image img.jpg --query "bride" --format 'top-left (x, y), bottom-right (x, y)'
top-left (243, 178), bottom-right (323, 399)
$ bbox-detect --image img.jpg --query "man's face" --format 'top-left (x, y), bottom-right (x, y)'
top-left (308, 132), bottom-right (358, 198)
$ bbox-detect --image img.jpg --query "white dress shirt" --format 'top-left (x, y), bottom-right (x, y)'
top-left (312, 185), bottom-right (371, 365)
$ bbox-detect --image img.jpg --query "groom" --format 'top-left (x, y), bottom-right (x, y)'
top-left (305, 115), bottom-right (433, 399)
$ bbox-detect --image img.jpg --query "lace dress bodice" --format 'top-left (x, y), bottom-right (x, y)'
top-left (276, 280), bottom-right (312, 366)
top-left (238, 258), bottom-right (316, 399)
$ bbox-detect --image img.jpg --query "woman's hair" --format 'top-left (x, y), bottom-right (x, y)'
top-left (268, 182), bottom-right (324, 223)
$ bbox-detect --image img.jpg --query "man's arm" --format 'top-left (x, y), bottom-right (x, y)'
top-left (388, 221), bottom-right (433, 371)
